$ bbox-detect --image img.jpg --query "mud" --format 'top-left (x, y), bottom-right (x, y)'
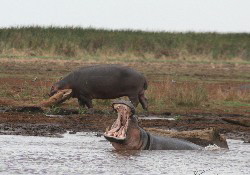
top-left (0, 58), bottom-right (249, 143)
top-left (0, 106), bottom-right (249, 143)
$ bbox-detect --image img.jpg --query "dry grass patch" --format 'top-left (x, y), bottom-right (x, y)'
top-left (213, 87), bottom-right (250, 103)
top-left (148, 81), bottom-right (208, 112)
top-left (208, 85), bottom-right (250, 110)
top-left (169, 83), bottom-right (208, 107)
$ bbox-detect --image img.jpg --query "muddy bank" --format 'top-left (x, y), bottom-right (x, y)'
top-left (0, 106), bottom-right (249, 143)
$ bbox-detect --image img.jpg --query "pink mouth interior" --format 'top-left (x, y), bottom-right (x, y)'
top-left (104, 104), bottom-right (132, 140)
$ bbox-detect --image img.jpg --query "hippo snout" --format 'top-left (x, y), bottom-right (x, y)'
top-left (49, 90), bottom-right (58, 97)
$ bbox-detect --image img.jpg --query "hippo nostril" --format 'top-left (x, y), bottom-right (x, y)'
top-left (49, 92), bottom-right (55, 97)
top-left (49, 90), bottom-right (58, 97)
top-left (48, 93), bottom-right (54, 97)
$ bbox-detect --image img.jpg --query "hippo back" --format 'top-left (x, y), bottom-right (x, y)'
top-left (71, 65), bottom-right (147, 99)
top-left (148, 133), bottom-right (203, 150)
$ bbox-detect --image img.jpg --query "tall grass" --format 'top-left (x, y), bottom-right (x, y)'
top-left (169, 84), bottom-right (208, 107)
top-left (148, 81), bottom-right (208, 111)
top-left (212, 87), bottom-right (250, 103)
top-left (147, 81), bottom-right (250, 112)
top-left (0, 26), bottom-right (250, 61)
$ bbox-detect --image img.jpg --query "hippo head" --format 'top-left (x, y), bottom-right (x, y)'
top-left (104, 100), bottom-right (143, 150)
top-left (49, 81), bottom-right (71, 97)
top-left (49, 82), bottom-right (61, 97)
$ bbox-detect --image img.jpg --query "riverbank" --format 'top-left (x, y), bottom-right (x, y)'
top-left (0, 106), bottom-right (249, 143)
top-left (0, 57), bottom-right (249, 142)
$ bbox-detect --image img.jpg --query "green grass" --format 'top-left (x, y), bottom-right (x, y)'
top-left (1, 26), bottom-right (250, 61)
top-left (223, 101), bottom-right (250, 107)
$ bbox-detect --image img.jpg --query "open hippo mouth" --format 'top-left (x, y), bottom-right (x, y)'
top-left (104, 101), bottom-right (135, 143)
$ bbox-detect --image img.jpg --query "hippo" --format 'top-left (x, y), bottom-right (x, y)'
top-left (104, 100), bottom-right (203, 150)
top-left (49, 65), bottom-right (148, 110)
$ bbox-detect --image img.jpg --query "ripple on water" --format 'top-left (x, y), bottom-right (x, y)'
top-left (0, 133), bottom-right (249, 175)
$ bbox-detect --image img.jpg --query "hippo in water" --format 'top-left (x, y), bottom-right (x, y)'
top-left (104, 100), bottom-right (203, 150)
top-left (49, 65), bottom-right (148, 110)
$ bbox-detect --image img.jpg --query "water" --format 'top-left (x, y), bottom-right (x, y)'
top-left (0, 132), bottom-right (249, 175)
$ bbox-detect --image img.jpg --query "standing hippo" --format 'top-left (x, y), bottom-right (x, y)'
top-left (104, 100), bottom-right (202, 150)
top-left (49, 65), bottom-right (148, 110)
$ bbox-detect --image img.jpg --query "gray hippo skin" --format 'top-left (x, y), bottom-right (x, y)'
top-left (49, 65), bottom-right (148, 110)
top-left (104, 100), bottom-right (202, 150)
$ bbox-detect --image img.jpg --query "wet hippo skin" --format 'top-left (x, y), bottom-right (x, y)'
top-left (104, 100), bottom-right (202, 150)
top-left (139, 128), bottom-right (202, 150)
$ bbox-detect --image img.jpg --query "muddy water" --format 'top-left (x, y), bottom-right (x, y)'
top-left (0, 133), bottom-right (249, 175)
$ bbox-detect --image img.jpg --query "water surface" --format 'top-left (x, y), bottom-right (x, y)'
top-left (0, 132), bottom-right (249, 175)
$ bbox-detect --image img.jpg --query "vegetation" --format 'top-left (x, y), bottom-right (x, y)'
top-left (1, 26), bottom-right (250, 61)
top-left (1, 78), bottom-right (248, 113)
top-left (148, 81), bottom-right (208, 112)
top-left (0, 27), bottom-right (249, 114)
top-left (147, 81), bottom-right (249, 113)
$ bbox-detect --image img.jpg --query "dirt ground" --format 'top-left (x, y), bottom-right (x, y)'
top-left (0, 106), bottom-right (249, 143)
top-left (0, 58), bottom-right (249, 142)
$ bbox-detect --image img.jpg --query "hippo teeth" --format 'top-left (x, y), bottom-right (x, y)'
top-left (104, 106), bottom-right (130, 140)
top-left (105, 126), bottom-right (110, 133)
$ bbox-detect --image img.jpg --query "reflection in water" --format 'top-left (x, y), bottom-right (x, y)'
top-left (0, 132), bottom-right (249, 175)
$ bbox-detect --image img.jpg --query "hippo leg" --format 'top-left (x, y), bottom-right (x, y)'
top-left (85, 99), bottom-right (93, 108)
top-left (78, 95), bottom-right (93, 108)
top-left (78, 98), bottom-right (86, 108)
top-left (128, 95), bottom-right (139, 108)
top-left (138, 93), bottom-right (148, 110)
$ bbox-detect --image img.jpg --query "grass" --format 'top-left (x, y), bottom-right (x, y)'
top-left (223, 101), bottom-right (250, 107)
top-left (0, 83), bottom-right (14, 98)
top-left (148, 81), bottom-right (209, 112)
top-left (0, 54), bottom-right (249, 113)
top-left (146, 80), bottom-right (250, 113)
top-left (0, 75), bottom-right (249, 113)
top-left (0, 80), bottom-right (50, 105)
top-left (170, 84), bottom-right (208, 107)
top-left (212, 86), bottom-right (250, 103)
top-left (0, 26), bottom-right (249, 114)
top-left (44, 106), bottom-right (62, 115)
top-left (1, 26), bottom-right (250, 61)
